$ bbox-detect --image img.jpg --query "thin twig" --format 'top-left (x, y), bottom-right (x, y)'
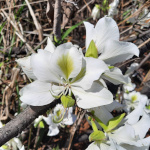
top-left (0, 0), bottom-right (48, 11)
top-left (118, 1), bottom-right (150, 26)
top-left (67, 110), bottom-right (86, 150)
top-left (1, 9), bottom-right (35, 54)
top-left (138, 38), bottom-right (150, 49)
top-left (53, 0), bottom-right (62, 40)
top-left (25, 0), bottom-right (44, 49)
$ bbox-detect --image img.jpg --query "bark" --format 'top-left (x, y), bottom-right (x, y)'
top-left (0, 99), bottom-right (59, 146)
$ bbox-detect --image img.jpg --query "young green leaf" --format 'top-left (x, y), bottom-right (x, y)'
top-left (61, 95), bottom-right (75, 108)
top-left (39, 121), bottom-right (45, 128)
top-left (105, 113), bottom-right (125, 132)
top-left (85, 40), bottom-right (98, 58)
top-left (62, 21), bottom-right (83, 41)
top-left (89, 130), bottom-right (106, 142)
top-left (93, 114), bottom-right (107, 131)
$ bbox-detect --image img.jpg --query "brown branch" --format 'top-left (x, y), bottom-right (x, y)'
top-left (53, 0), bottom-right (61, 40)
top-left (0, 99), bottom-right (59, 146)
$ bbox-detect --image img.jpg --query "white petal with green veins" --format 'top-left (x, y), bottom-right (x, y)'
top-left (51, 43), bottom-right (83, 80)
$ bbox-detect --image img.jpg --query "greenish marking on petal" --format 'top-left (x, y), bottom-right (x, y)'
top-left (57, 53), bottom-right (74, 79)
top-left (131, 95), bottom-right (137, 103)
top-left (71, 67), bottom-right (86, 83)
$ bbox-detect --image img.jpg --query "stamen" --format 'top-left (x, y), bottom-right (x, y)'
top-left (64, 86), bottom-right (69, 96)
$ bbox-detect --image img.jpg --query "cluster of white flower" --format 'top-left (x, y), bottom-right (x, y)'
top-left (15, 16), bottom-right (150, 150)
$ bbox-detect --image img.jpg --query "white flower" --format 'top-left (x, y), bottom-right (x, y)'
top-left (123, 82), bottom-right (136, 92)
top-left (91, 4), bottom-right (100, 20)
top-left (18, 38), bottom-right (113, 109)
top-left (43, 104), bottom-right (76, 136)
top-left (84, 17), bottom-right (139, 65)
top-left (108, 0), bottom-right (119, 17)
top-left (123, 91), bottom-right (148, 113)
top-left (87, 99), bottom-right (150, 150)
top-left (84, 17), bottom-right (139, 85)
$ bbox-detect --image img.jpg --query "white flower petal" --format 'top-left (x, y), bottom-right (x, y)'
top-left (72, 57), bottom-right (109, 90)
top-left (123, 82), bottom-right (136, 92)
top-left (44, 37), bottom-right (55, 53)
top-left (47, 125), bottom-right (59, 136)
top-left (86, 142), bottom-right (100, 150)
top-left (84, 22), bottom-right (95, 50)
top-left (72, 81), bottom-right (113, 109)
top-left (102, 67), bottom-right (130, 85)
top-left (51, 43), bottom-right (83, 80)
top-left (99, 40), bottom-right (139, 65)
top-left (90, 106), bottom-right (113, 125)
top-left (63, 114), bottom-right (76, 125)
top-left (20, 81), bottom-right (63, 106)
top-left (121, 144), bottom-right (149, 150)
top-left (34, 115), bottom-right (43, 126)
top-left (132, 111), bottom-right (150, 139)
top-left (43, 114), bottom-right (54, 126)
top-left (31, 50), bottom-right (61, 83)
top-left (13, 138), bottom-right (23, 149)
top-left (105, 101), bottom-right (123, 112)
top-left (126, 97), bottom-right (147, 124)
top-left (137, 136), bottom-right (150, 147)
top-left (109, 124), bottom-right (138, 146)
top-left (16, 56), bottom-right (37, 80)
top-left (93, 16), bottom-right (119, 54)
top-left (100, 143), bottom-right (112, 150)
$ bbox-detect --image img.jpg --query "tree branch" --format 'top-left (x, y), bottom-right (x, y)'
top-left (0, 99), bottom-right (59, 146)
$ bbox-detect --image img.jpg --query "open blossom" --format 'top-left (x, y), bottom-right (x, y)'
top-left (86, 99), bottom-right (150, 150)
top-left (123, 82), bottom-right (136, 92)
top-left (84, 16), bottom-right (139, 85)
top-left (123, 91), bottom-right (148, 113)
top-left (17, 38), bottom-right (113, 109)
top-left (43, 104), bottom-right (76, 136)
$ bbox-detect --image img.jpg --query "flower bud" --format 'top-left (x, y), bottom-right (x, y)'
top-left (91, 4), bottom-right (100, 20)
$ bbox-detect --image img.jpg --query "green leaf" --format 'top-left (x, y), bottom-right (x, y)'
top-left (93, 114), bottom-right (107, 131)
top-left (146, 105), bottom-right (150, 110)
top-left (89, 130), bottom-right (106, 142)
top-left (39, 121), bottom-right (45, 128)
top-left (105, 113), bottom-right (125, 132)
top-left (61, 95), bottom-right (75, 108)
top-left (85, 40), bottom-right (98, 58)
top-left (0, 22), bottom-right (6, 33)
top-left (62, 21), bottom-right (84, 41)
